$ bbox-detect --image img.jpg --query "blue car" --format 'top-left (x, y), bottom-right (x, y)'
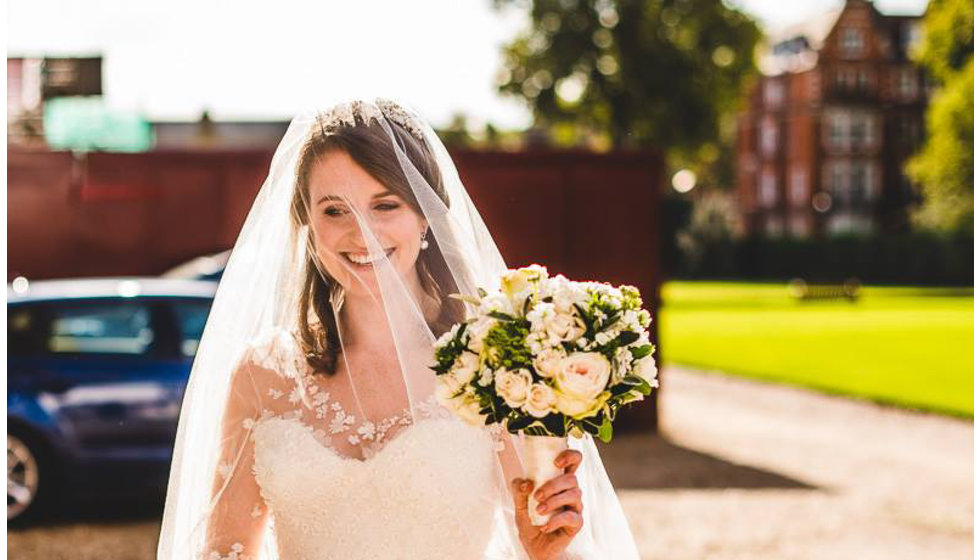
top-left (7, 277), bottom-right (217, 523)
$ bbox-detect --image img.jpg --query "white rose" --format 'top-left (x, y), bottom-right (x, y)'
top-left (434, 373), bottom-right (465, 406)
top-left (532, 347), bottom-right (566, 378)
top-left (450, 351), bottom-right (480, 385)
top-left (452, 396), bottom-right (487, 426)
top-left (552, 352), bottom-right (612, 417)
top-left (493, 367), bottom-right (533, 408)
top-left (523, 382), bottom-right (558, 418)
top-left (544, 311), bottom-right (586, 344)
top-left (633, 355), bottom-right (659, 388)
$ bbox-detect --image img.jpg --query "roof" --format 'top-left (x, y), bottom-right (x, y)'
top-left (7, 276), bottom-right (218, 304)
top-left (758, 6), bottom-right (844, 76)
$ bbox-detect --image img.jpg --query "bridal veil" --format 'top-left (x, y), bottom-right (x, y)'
top-left (156, 97), bottom-right (641, 559)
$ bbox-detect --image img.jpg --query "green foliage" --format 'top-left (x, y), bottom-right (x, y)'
top-left (484, 320), bottom-right (533, 370)
top-left (492, 0), bottom-right (762, 155)
top-left (906, 0), bottom-right (974, 233)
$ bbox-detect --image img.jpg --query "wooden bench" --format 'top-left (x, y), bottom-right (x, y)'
top-left (788, 277), bottom-right (861, 302)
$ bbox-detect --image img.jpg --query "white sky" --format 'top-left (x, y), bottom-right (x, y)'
top-left (7, 0), bottom-right (927, 129)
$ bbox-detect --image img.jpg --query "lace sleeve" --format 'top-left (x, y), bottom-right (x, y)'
top-left (201, 348), bottom-right (273, 560)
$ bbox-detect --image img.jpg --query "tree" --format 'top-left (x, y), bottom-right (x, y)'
top-left (905, 0), bottom-right (974, 233)
top-left (492, 0), bottom-right (761, 172)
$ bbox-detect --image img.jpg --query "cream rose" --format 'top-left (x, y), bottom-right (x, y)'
top-left (450, 350), bottom-right (480, 385)
top-left (523, 382), bottom-right (558, 418)
top-left (452, 395), bottom-right (486, 426)
top-left (494, 367), bottom-right (533, 408)
top-left (532, 347), bottom-right (566, 378)
top-left (552, 352), bottom-right (612, 420)
top-left (544, 311), bottom-right (586, 344)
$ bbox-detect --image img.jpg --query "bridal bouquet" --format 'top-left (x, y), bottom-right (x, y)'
top-left (431, 265), bottom-right (658, 524)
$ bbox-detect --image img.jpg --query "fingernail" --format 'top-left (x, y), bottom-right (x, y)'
top-left (522, 482), bottom-right (532, 491)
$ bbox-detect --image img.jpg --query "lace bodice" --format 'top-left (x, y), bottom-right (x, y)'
top-left (203, 326), bottom-right (512, 560)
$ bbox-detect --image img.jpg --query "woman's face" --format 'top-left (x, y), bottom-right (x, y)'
top-left (307, 149), bottom-right (427, 297)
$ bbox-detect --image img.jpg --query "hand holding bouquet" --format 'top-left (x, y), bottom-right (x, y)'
top-left (431, 264), bottom-right (658, 525)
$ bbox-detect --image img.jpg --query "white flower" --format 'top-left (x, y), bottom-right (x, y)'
top-left (435, 373), bottom-right (466, 405)
top-left (552, 352), bottom-right (612, 419)
top-left (450, 350), bottom-right (481, 385)
top-left (523, 382), bottom-right (558, 418)
top-left (477, 366), bottom-right (494, 387)
top-left (479, 292), bottom-right (514, 316)
top-left (451, 395), bottom-right (487, 427)
top-left (595, 331), bottom-right (614, 346)
top-left (467, 316), bottom-right (496, 354)
top-left (532, 347), bottom-right (566, 378)
top-left (530, 302), bottom-right (586, 346)
top-left (633, 355), bottom-right (659, 388)
top-left (493, 367), bottom-right (533, 408)
top-left (612, 346), bottom-right (633, 383)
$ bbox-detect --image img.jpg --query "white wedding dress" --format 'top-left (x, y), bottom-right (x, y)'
top-left (206, 326), bottom-right (516, 560)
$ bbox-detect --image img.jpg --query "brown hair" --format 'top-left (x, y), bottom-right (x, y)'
top-left (289, 108), bottom-right (466, 376)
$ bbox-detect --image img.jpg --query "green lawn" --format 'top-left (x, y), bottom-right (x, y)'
top-left (658, 281), bottom-right (974, 418)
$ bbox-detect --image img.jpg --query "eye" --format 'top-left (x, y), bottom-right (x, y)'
top-left (323, 206), bottom-right (348, 217)
top-left (375, 202), bottom-right (400, 211)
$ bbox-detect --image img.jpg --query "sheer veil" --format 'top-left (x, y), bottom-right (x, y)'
top-left (156, 97), bottom-right (641, 559)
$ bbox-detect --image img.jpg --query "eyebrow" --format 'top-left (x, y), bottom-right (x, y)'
top-left (317, 190), bottom-right (397, 205)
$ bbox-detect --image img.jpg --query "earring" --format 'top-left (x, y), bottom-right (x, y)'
top-left (420, 229), bottom-right (430, 250)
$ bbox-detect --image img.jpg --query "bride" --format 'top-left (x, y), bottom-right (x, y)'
top-left (156, 98), bottom-right (641, 560)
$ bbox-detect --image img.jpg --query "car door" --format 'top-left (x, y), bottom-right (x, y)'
top-left (34, 297), bottom-right (186, 464)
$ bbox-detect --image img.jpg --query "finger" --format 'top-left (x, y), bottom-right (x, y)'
top-left (510, 478), bottom-right (532, 512)
top-left (534, 487), bottom-right (583, 516)
top-left (556, 449), bottom-right (583, 474)
top-left (543, 510), bottom-right (584, 534)
top-left (533, 473), bottom-right (579, 503)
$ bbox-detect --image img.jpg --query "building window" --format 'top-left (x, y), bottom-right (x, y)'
top-left (759, 116), bottom-right (779, 156)
top-left (764, 215), bottom-right (784, 237)
top-left (827, 212), bottom-right (873, 235)
top-left (857, 69), bottom-right (870, 91)
top-left (763, 79), bottom-right (785, 108)
top-left (840, 28), bottom-right (864, 56)
top-left (825, 108), bottom-right (875, 151)
top-left (897, 67), bottom-right (918, 98)
top-left (759, 168), bottom-right (778, 207)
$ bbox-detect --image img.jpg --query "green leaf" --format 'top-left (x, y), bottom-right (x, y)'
top-left (597, 416), bottom-right (613, 443)
top-left (630, 344), bottom-right (653, 359)
top-left (618, 331), bottom-right (640, 345)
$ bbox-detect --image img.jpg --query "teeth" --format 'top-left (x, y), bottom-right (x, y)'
top-left (344, 249), bottom-right (393, 265)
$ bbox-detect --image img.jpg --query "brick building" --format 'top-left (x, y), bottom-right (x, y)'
top-left (736, 0), bottom-right (931, 237)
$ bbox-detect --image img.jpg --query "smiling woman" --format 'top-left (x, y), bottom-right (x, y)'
top-left (157, 98), bottom-right (640, 560)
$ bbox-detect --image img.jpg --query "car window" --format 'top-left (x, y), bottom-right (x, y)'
top-left (8, 305), bottom-right (42, 357)
top-left (171, 299), bottom-right (212, 357)
top-left (47, 301), bottom-right (154, 355)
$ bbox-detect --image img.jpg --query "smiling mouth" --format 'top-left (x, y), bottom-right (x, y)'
top-left (341, 248), bottom-right (395, 266)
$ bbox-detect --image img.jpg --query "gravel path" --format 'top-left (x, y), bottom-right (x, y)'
top-left (8, 365), bottom-right (973, 559)
top-left (603, 365), bottom-right (974, 559)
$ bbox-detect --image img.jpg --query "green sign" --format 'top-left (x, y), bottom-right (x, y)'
top-left (43, 97), bottom-right (154, 152)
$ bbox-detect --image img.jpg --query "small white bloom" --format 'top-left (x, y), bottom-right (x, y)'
top-left (633, 355), bottom-right (659, 388)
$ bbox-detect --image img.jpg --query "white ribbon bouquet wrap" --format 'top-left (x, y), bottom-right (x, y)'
top-left (433, 264), bottom-right (659, 526)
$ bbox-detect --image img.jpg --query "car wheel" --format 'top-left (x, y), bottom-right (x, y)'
top-left (8, 432), bottom-right (46, 524)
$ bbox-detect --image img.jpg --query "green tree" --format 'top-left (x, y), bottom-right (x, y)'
top-left (906, 0), bottom-right (974, 233)
top-left (493, 0), bottom-right (761, 175)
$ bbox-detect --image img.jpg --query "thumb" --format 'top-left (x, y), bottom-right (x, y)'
top-left (510, 478), bottom-right (532, 512)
